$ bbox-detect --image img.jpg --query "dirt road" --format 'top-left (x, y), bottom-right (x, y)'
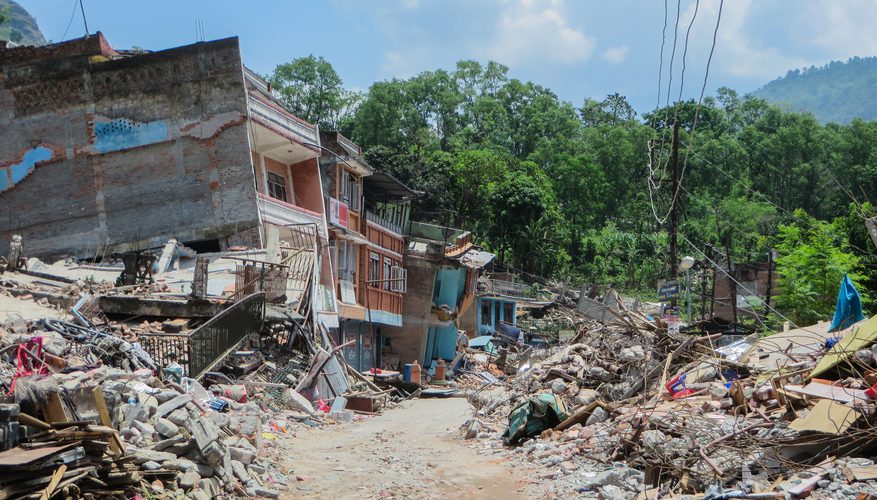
top-left (281, 398), bottom-right (534, 499)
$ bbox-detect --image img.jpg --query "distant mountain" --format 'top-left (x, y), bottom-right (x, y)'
top-left (0, 0), bottom-right (46, 46)
top-left (752, 57), bottom-right (877, 124)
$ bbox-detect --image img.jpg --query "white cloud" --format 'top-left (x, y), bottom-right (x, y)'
top-left (485, 0), bottom-right (596, 66)
top-left (685, 0), bottom-right (806, 80)
top-left (805, 1), bottom-right (877, 58)
top-left (602, 45), bottom-right (629, 63)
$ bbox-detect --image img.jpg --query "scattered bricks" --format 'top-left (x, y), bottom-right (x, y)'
top-left (282, 389), bottom-right (315, 415)
top-left (131, 420), bottom-right (155, 436)
top-left (155, 394), bottom-right (192, 418)
top-left (179, 470), bottom-right (200, 490)
top-left (206, 412), bottom-right (230, 429)
top-left (130, 448), bottom-right (177, 464)
top-left (194, 463), bottom-right (215, 478)
top-left (231, 459), bottom-right (252, 484)
top-left (228, 414), bottom-right (263, 450)
top-left (200, 441), bottom-right (225, 466)
top-left (163, 457), bottom-right (198, 472)
top-left (150, 434), bottom-right (188, 451)
top-left (155, 418), bottom-right (180, 438)
top-left (164, 440), bottom-right (195, 457)
top-left (229, 446), bottom-right (256, 465)
top-left (190, 490), bottom-right (211, 500)
top-left (167, 408), bottom-right (190, 427)
top-left (122, 403), bottom-right (150, 425)
top-left (141, 461), bottom-right (162, 471)
top-left (155, 389), bottom-right (183, 404)
top-left (192, 417), bottom-right (220, 451)
top-left (250, 486), bottom-right (279, 498)
top-left (196, 478), bottom-right (222, 497)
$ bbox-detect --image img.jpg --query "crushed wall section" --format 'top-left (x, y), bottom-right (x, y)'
top-left (0, 35), bottom-right (260, 258)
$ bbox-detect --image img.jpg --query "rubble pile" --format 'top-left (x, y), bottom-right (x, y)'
top-left (0, 253), bottom-right (388, 499)
top-left (462, 301), bottom-right (877, 499)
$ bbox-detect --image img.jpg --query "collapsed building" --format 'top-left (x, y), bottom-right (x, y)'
top-left (0, 33), bottom-right (497, 375)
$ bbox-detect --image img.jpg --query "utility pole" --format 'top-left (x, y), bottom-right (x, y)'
top-left (669, 119), bottom-right (681, 279)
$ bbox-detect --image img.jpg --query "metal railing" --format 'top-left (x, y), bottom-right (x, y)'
top-left (366, 209), bottom-right (404, 235)
top-left (140, 293), bottom-right (266, 380)
top-left (479, 278), bottom-right (540, 299)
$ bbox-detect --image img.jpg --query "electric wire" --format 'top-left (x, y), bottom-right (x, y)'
top-left (59, 0), bottom-right (78, 41)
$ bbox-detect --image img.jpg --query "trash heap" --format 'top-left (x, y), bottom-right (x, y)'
top-left (463, 303), bottom-right (877, 499)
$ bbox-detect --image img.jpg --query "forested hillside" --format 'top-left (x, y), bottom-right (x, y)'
top-left (270, 57), bottom-right (877, 324)
top-left (752, 57), bottom-right (877, 124)
top-left (0, 0), bottom-right (46, 46)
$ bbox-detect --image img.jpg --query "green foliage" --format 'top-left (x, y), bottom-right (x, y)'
top-left (268, 55), bottom-right (358, 129)
top-left (774, 209), bottom-right (869, 325)
top-left (752, 57), bottom-right (877, 124)
top-left (262, 53), bottom-right (877, 313)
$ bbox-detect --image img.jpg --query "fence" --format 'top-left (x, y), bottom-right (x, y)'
top-left (139, 293), bottom-right (266, 379)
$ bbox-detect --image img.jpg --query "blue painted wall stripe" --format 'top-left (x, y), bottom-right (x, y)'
top-left (93, 119), bottom-right (169, 154)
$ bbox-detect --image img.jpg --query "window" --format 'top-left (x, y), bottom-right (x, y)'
top-left (480, 300), bottom-right (492, 326)
top-left (339, 169), bottom-right (361, 211)
top-left (382, 257), bottom-right (392, 290)
top-left (267, 171), bottom-right (288, 202)
top-left (503, 302), bottom-right (515, 324)
top-left (390, 265), bottom-right (407, 293)
top-left (337, 241), bottom-right (356, 282)
top-left (369, 252), bottom-right (380, 286)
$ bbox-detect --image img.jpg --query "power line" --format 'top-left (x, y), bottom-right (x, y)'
top-left (59, 0), bottom-right (78, 41)
top-left (652, 0), bottom-right (669, 126)
top-left (78, 0), bottom-right (89, 36)
top-left (677, 0), bottom-right (700, 103)
top-left (681, 141), bottom-right (875, 257)
top-left (647, 0), bottom-right (724, 227)
top-left (682, 235), bottom-right (799, 329)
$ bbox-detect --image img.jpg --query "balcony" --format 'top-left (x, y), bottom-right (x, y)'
top-left (366, 209), bottom-right (404, 235)
top-left (258, 193), bottom-right (325, 230)
top-left (478, 278), bottom-right (541, 300)
top-left (247, 96), bottom-right (319, 146)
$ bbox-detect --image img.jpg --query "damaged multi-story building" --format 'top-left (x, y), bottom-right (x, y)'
top-left (0, 33), bottom-right (347, 325)
top-left (0, 32), bottom-right (497, 375)
top-left (0, 32), bottom-right (336, 258)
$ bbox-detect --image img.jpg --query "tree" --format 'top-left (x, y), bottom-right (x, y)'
top-left (774, 209), bottom-right (868, 325)
top-left (269, 55), bottom-right (355, 129)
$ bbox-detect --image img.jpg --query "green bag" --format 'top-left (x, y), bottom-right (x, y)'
top-left (503, 394), bottom-right (568, 445)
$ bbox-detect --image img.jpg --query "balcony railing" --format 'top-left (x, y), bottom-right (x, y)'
top-left (366, 209), bottom-right (404, 235)
top-left (479, 278), bottom-right (540, 299)
top-left (258, 193), bottom-right (325, 229)
top-left (247, 96), bottom-right (319, 145)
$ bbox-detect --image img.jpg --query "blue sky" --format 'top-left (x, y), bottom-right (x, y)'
top-left (17, 0), bottom-right (877, 113)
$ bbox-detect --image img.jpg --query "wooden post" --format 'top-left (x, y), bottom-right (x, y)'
top-left (669, 119), bottom-right (681, 279)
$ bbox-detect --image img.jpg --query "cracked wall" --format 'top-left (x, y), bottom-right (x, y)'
top-left (0, 34), bottom-right (260, 258)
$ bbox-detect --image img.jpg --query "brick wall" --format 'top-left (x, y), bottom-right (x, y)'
top-left (0, 34), bottom-right (260, 258)
top-left (381, 255), bottom-right (436, 367)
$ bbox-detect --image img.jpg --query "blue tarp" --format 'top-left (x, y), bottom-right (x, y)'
top-left (829, 273), bottom-right (866, 332)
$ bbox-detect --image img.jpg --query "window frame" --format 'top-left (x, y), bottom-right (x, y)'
top-left (368, 252), bottom-right (380, 287)
top-left (266, 171), bottom-right (289, 203)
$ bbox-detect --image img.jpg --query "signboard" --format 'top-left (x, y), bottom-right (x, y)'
top-left (339, 280), bottom-right (357, 304)
top-left (329, 198), bottom-right (349, 228)
top-left (658, 280), bottom-right (680, 301)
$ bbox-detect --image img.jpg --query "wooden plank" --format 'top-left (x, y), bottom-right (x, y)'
top-left (41, 393), bottom-right (68, 426)
top-left (845, 464), bottom-right (877, 482)
top-left (784, 383), bottom-right (870, 405)
top-left (39, 464), bottom-right (66, 500)
top-left (788, 400), bottom-right (860, 434)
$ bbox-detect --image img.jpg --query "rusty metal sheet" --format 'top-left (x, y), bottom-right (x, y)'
top-left (0, 443), bottom-right (78, 467)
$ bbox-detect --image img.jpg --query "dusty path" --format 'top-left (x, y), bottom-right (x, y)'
top-left (280, 398), bottom-right (533, 499)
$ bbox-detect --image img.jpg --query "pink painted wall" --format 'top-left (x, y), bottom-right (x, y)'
top-left (291, 157), bottom-right (323, 214)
